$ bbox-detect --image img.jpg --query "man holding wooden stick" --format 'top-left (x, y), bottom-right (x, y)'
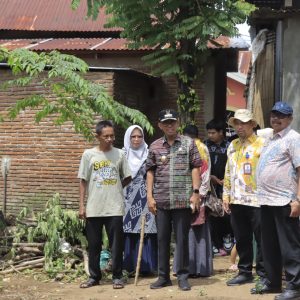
top-left (146, 109), bottom-right (201, 291)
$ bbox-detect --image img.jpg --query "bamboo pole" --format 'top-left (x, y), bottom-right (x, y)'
top-left (134, 215), bottom-right (146, 286)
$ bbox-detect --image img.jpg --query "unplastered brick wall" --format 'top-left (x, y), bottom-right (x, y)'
top-left (160, 76), bottom-right (206, 140)
top-left (0, 69), bottom-right (114, 215)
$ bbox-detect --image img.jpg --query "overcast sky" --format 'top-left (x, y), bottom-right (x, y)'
top-left (237, 22), bottom-right (251, 45)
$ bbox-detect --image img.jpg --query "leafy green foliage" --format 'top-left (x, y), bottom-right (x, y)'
top-left (1, 47), bottom-right (153, 140)
top-left (71, 0), bottom-right (255, 124)
top-left (12, 194), bottom-right (87, 268)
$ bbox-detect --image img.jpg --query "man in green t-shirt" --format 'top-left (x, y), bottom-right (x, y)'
top-left (78, 120), bottom-right (132, 289)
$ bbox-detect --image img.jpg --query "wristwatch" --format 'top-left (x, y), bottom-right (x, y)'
top-left (291, 196), bottom-right (300, 204)
top-left (193, 189), bottom-right (200, 194)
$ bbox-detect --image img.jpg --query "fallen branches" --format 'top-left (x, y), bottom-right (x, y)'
top-left (0, 257), bottom-right (45, 274)
top-left (0, 263), bottom-right (44, 274)
top-left (12, 242), bottom-right (44, 248)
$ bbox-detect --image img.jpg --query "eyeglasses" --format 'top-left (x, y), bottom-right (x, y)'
top-left (130, 135), bottom-right (143, 139)
top-left (270, 112), bottom-right (291, 119)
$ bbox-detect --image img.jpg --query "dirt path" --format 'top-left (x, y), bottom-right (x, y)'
top-left (0, 257), bottom-right (276, 300)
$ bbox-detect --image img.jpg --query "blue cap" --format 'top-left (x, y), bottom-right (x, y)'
top-left (271, 102), bottom-right (293, 115)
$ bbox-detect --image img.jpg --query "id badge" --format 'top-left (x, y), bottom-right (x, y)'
top-left (243, 162), bottom-right (252, 175)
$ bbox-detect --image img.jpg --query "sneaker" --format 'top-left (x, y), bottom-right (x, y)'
top-left (213, 246), bottom-right (220, 256)
top-left (223, 234), bottom-right (234, 252)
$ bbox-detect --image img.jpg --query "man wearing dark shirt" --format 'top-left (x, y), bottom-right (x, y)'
top-left (205, 119), bottom-right (232, 256)
top-left (146, 109), bottom-right (201, 291)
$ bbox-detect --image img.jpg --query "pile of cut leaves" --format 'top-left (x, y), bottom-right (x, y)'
top-left (0, 194), bottom-right (90, 282)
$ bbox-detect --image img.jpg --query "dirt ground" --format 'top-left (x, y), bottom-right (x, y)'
top-left (0, 256), bottom-right (276, 300)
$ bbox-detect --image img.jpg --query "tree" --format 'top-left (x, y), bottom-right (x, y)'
top-left (72, 0), bottom-right (255, 124)
top-left (0, 47), bottom-right (153, 141)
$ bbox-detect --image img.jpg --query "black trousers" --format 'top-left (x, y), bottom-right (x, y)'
top-left (261, 205), bottom-right (300, 290)
top-left (230, 204), bottom-right (265, 277)
top-left (86, 216), bottom-right (124, 281)
top-left (156, 208), bottom-right (191, 281)
top-left (210, 213), bottom-right (233, 249)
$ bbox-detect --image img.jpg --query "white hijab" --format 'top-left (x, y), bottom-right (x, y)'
top-left (123, 125), bottom-right (148, 178)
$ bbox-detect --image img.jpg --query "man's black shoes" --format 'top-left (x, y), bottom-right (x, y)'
top-left (250, 283), bottom-right (282, 294)
top-left (178, 279), bottom-right (191, 291)
top-left (150, 278), bottom-right (172, 289)
top-left (226, 273), bottom-right (253, 286)
top-left (274, 289), bottom-right (300, 300)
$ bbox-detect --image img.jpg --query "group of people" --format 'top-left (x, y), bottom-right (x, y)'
top-left (77, 102), bottom-right (300, 300)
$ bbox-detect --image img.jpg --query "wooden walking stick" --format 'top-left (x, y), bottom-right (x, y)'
top-left (134, 214), bottom-right (146, 286)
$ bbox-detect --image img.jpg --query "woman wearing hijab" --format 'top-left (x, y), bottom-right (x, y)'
top-left (123, 125), bottom-right (158, 275)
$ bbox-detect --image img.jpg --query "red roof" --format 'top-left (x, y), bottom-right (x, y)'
top-left (0, 0), bottom-right (120, 32)
top-left (0, 38), bottom-right (153, 51)
top-left (0, 36), bottom-right (247, 52)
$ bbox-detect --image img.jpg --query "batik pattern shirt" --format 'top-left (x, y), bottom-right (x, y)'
top-left (223, 134), bottom-right (264, 207)
top-left (146, 134), bottom-right (201, 210)
top-left (257, 127), bottom-right (300, 206)
top-left (195, 139), bottom-right (211, 196)
top-left (123, 162), bottom-right (157, 233)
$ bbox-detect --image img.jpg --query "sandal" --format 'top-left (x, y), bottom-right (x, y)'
top-left (228, 264), bottom-right (238, 272)
top-left (80, 278), bottom-right (99, 288)
top-left (113, 278), bottom-right (124, 289)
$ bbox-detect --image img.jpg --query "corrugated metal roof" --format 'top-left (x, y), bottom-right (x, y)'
top-left (0, 38), bottom-right (151, 51)
top-left (0, 0), bottom-right (121, 32)
top-left (227, 72), bottom-right (247, 84)
top-left (208, 36), bottom-right (249, 49)
top-left (0, 36), bottom-right (247, 52)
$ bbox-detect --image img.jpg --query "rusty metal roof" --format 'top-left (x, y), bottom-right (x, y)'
top-left (0, 36), bottom-right (247, 52)
top-left (0, 38), bottom-right (152, 51)
top-left (0, 0), bottom-right (120, 32)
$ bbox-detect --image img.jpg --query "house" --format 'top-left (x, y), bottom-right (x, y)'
top-left (0, 0), bottom-right (247, 214)
top-left (227, 51), bottom-right (251, 112)
top-left (245, 0), bottom-right (300, 129)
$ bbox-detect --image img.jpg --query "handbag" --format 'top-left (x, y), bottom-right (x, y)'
top-left (204, 183), bottom-right (224, 217)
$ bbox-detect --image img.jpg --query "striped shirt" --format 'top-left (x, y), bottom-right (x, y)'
top-left (146, 134), bottom-right (201, 210)
top-left (257, 126), bottom-right (300, 206)
top-left (223, 134), bottom-right (264, 207)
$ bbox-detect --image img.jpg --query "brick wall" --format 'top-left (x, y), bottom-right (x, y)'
top-left (159, 76), bottom-right (206, 140)
top-left (0, 70), bottom-right (114, 215)
top-left (0, 66), bottom-right (207, 215)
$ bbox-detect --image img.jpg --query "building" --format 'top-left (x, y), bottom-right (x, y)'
top-left (0, 0), bottom-right (246, 214)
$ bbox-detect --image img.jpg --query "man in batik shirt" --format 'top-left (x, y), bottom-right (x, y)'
top-left (146, 109), bottom-right (201, 291)
top-left (253, 102), bottom-right (300, 300)
top-left (223, 109), bottom-right (266, 288)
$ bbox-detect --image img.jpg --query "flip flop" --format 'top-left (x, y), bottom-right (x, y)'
top-left (228, 264), bottom-right (238, 272)
top-left (80, 278), bottom-right (99, 288)
top-left (113, 278), bottom-right (124, 289)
